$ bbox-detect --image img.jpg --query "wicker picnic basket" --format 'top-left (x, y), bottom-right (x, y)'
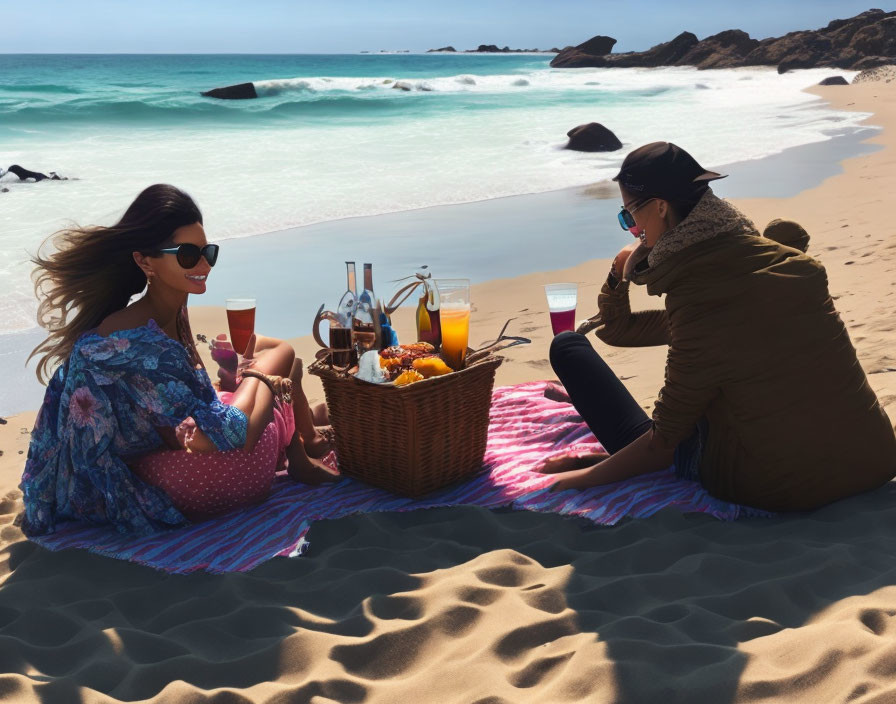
top-left (308, 350), bottom-right (503, 497)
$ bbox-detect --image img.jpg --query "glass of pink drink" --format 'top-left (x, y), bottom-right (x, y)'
top-left (544, 284), bottom-right (577, 335)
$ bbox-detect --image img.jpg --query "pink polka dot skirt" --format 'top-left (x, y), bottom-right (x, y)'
top-left (132, 393), bottom-right (295, 520)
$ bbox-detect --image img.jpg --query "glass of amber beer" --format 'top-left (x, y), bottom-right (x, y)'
top-left (226, 298), bottom-right (256, 356)
top-left (435, 279), bottom-right (470, 371)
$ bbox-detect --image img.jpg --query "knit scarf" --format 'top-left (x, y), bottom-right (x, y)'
top-left (624, 190), bottom-right (758, 283)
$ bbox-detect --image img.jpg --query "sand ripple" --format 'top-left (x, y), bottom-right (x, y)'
top-left (1, 487), bottom-right (896, 702)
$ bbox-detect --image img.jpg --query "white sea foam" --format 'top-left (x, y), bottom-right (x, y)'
top-left (0, 66), bottom-right (872, 334)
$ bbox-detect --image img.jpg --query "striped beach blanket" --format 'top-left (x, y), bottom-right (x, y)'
top-left (29, 381), bottom-right (766, 573)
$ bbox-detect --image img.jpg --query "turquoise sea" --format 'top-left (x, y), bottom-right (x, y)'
top-left (0, 54), bottom-right (877, 413)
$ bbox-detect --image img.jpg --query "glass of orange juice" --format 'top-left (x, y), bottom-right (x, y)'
top-left (435, 279), bottom-right (470, 370)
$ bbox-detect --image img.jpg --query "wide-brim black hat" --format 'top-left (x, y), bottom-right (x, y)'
top-left (613, 141), bottom-right (727, 200)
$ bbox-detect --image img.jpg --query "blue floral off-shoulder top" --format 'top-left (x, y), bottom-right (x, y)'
top-left (20, 320), bottom-right (248, 535)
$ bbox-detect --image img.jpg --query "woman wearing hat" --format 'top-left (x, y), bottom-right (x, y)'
top-left (543, 142), bottom-right (896, 511)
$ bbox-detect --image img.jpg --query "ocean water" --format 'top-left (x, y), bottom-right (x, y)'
top-left (0, 54), bottom-right (871, 337)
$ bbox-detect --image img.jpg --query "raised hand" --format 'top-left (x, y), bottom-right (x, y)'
top-left (613, 242), bottom-right (641, 279)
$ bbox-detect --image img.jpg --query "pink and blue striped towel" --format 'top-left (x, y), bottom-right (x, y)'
top-left (28, 381), bottom-right (766, 573)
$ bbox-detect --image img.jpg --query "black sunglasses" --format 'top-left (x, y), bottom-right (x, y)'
top-left (155, 243), bottom-right (219, 268)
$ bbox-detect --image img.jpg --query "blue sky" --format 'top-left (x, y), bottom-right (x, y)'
top-left (4, 0), bottom-right (893, 53)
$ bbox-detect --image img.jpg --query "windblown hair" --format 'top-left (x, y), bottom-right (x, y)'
top-left (29, 184), bottom-right (203, 383)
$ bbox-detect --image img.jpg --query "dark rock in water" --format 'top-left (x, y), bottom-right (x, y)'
top-left (476, 44), bottom-right (501, 52)
top-left (427, 46), bottom-right (457, 53)
top-left (819, 75), bottom-right (849, 85)
top-left (565, 123), bottom-right (623, 152)
top-left (550, 48), bottom-right (561, 53)
top-left (201, 82), bottom-right (258, 100)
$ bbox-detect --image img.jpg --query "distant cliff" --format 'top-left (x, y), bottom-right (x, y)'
top-left (551, 9), bottom-right (896, 73)
top-left (426, 45), bottom-right (560, 53)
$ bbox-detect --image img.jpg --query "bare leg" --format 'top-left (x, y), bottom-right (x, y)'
top-left (188, 337), bottom-right (333, 470)
top-left (208, 337), bottom-right (293, 451)
top-left (284, 360), bottom-right (339, 483)
top-left (287, 359), bottom-right (332, 458)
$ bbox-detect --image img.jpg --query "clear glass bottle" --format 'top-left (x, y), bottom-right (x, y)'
top-left (336, 261), bottom-right (358, 327)
top-left (352, 263), bottom-right (378, 355)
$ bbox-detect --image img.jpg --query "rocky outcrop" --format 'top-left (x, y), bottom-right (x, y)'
top-left (553, 32), bottom-right (699, 68)
top-left (818, 75), bottom-right (849, 85)
top-left (851, 55), bottom-right (895, 69)
top-left (201, 82), bottom-right (258, 100)
top-left (427, 46), bottom-right (457, 53)
top-left (576, 35), bottom-right (617, 56)
top-left (564, 123), bottom-right (623, 152)
top-left (550, 9), bottom-right (896, 72)
top-left (457, 45), bottom-right (558, 53)
top-left (728, 9), bottom-right (896, 71)
top-left (551, 36), bottom-right (615, 67)
top-left (676, 30), bottom-right (759, 69)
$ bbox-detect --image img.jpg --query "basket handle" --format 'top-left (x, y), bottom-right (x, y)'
top-left (467, 318), bottom-right (531, 364)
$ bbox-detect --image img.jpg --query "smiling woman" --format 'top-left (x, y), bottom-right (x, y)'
top-left (19, 185), bottom-right (339, 536)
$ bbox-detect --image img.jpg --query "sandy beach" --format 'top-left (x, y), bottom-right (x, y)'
top-left (1, 78), bottom-right (896, 702)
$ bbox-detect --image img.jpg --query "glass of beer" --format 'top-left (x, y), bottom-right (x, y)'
top-left (544, 283), bottom-right (577, 335)
top-left (435, 279), bottom-right (470, 370)
top-left (226, 298), bottom-right (256, 356)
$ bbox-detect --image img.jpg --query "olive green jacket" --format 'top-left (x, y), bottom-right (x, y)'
top-left (596, 192), bottom-right (896, 510)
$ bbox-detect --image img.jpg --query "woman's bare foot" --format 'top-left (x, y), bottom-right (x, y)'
top-left (538, 450), bottom-right (609, 474)
top-left (285, 437), bottom-right (340, 484)
top-left (543, 382), bottom-right (571, 404)
top-left (303, 429), bottom-right (333, 459)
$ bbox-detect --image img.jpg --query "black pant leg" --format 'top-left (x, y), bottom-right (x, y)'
top-left (549, 331), bottom-right (652, 454)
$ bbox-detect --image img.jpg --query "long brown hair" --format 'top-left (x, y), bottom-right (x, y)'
top-left (29, 184), bottom-right (203, 383)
